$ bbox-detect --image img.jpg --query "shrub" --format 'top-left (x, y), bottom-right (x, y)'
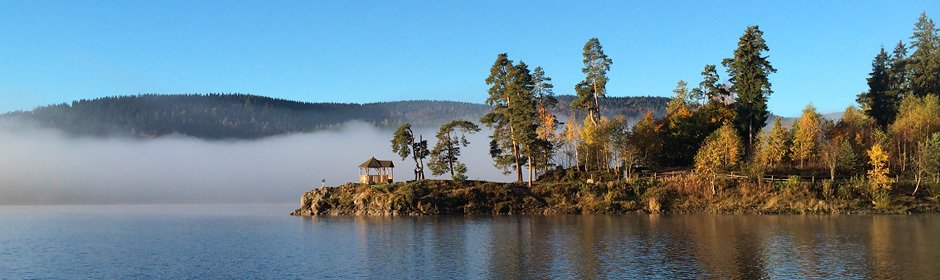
top-left (872, 189), bottom-right (890, 209)
top-left (840, 176), bottom-right (865, 199)
top-left (928, 183), bottom-right (940, 200)
top-left (822, 179), bottom-right (835, 200)
top-left (776, 175), bottom-right (803, 191)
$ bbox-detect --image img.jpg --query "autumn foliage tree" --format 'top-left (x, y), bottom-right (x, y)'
top-left (531, 66), bottom-right (559, 179)
top-left (820, 136), bottom-right (856, 181)
top-left (867, 144), bottom-right (892, 207)
top-left (630, 111), bottom-right (662, 169)
top-left (791, 105), bottom-right (823, 169)
top-left (753, 117), bottom-right (790, 174)
top-left (695, 122), bottom-right (743, 194)
top-left (890, 94), bottom-right (940, 172)
top-left (832, 106), bottom-right (878, 158)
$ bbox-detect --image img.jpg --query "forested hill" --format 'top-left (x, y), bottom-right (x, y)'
top-left (1, 94), bottom-right (668, 139)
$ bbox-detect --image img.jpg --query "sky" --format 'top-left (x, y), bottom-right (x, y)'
top-left (1, 1), bottom-right (938, 117)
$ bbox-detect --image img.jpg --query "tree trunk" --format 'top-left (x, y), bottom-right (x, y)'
top-left (512, 143), bottom-right (522, 182)
top-left (615, 161), bottom-right (620, 178)
top-left (421, 159), bottom-right (426, 180)
top-left (830, 164), bottom-right (835, 182)
top-left (447, 132), bottom-right (455, 177)
top-left (592, 79), bottom-right (601, 124)
top-left (711, 173), bottom-right (717, 195)
top-left (604, 146), bottom-right (611, 173)
top-left (505, 95), bottom-right (523, 182)
top-left (528, 152), bottom-right (534, 187)
top-left (413, 155), bottom-right (422, 181)
top-left (574, 144), bottom-right (580, 172)
top-left (623, 162), bottom-right (628, 179)
top-left (418, 136), bottom-right (426, 180)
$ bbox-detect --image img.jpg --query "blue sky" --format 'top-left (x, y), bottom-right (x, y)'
top-left (1, 1), bottom-right (938, 116)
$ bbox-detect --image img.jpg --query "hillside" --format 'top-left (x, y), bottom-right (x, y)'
top-left (2, 94), bottom-right (668, 140)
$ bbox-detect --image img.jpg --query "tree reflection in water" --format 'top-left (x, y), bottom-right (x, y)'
top-left (302, 214), bottom-right (940, 279)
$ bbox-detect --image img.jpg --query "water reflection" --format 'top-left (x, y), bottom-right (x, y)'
top-left (296, 214), bottom-right (940, 279)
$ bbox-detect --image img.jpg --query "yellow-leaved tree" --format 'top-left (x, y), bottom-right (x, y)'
top-left (561, 113), bottom-right (582, 170)
top-left (889, 94), bottom-right (940, 172)
top-left (695, 122), bottom-right (743, 194)
top-left (753, 117), bottom-right (790, 174)
top-left (791, 104), bottom-right (821, 169)
top-left (867, 143), bottom-right (892, 208)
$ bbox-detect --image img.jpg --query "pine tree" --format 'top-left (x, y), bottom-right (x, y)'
top-left (391, 123), bottom-right (429, 180)
top-left (723, 26), bottom-right (776, 158)
top-left (666, 80), bottom-right (690, 115)
top-left (909, 12), bottom-right (940, 97)
top-left (698, 64), bottom-right (723, 104)
top-left (531, 66), bottom-right (558, 182)
top-left (508, 62), bottom-right (540, 186)
top-left (858, 47), bottom-right (895, 127)
top-left (573, 38), bottom-right (613, 125)
top-left (428, 120), bottom-right (481, 180)
top-left (481, 53), bottom-right (526, 182)
top-left (888, 41), bottom-right (910, 100)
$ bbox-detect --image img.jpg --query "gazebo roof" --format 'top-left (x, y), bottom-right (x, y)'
top-left (359, 157), bottom-right (394, 168)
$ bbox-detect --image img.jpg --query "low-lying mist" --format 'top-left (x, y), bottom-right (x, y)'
top-left (0, 120), bottom-right (513, 205)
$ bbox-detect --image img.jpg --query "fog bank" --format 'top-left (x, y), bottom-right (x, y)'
top-left (0, 120), bottom-right (513, 205)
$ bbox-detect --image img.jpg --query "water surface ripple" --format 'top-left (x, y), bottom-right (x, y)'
top-left (1, 205), bottom-right (937, 279)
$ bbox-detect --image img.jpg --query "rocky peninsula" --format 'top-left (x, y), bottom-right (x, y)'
top-left (291, 174), bottom-right (940, 216)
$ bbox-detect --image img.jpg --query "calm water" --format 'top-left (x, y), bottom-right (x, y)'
top-left (1, 205), bottom-right (938, 279)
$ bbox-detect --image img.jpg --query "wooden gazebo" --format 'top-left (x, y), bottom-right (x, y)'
top-left (359, 157), bottom-right (394, 184)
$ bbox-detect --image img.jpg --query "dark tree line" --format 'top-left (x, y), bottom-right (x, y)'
top-left (2, 93), bottom-right (667, 140)
top-left (858, 12), bottom-right (940, 128)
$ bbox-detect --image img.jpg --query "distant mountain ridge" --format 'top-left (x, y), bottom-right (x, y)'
top-left (1, 94), bottom-right (669, 140)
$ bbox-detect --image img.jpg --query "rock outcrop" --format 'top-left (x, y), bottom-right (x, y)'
top-left (290, 178), bottom-right (656, 216)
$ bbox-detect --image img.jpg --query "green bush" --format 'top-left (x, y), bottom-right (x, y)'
top-left (452, 163), bottom-right (468, 181)
top-left (839, 176), bottom-right (865, 199)
top-left (927, 183), bottom-right (940, 200)
top-left (775, 175), bottom-right (803, 191)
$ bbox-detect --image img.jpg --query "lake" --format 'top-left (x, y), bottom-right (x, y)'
top-left (1, 204), bottom-right (937, 279)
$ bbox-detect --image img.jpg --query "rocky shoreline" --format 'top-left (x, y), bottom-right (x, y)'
top-left (291, 177), bottom-right (940, 216)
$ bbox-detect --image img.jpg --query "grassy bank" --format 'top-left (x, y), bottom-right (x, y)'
top-left (291, 174), bottom-right (940, 216)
